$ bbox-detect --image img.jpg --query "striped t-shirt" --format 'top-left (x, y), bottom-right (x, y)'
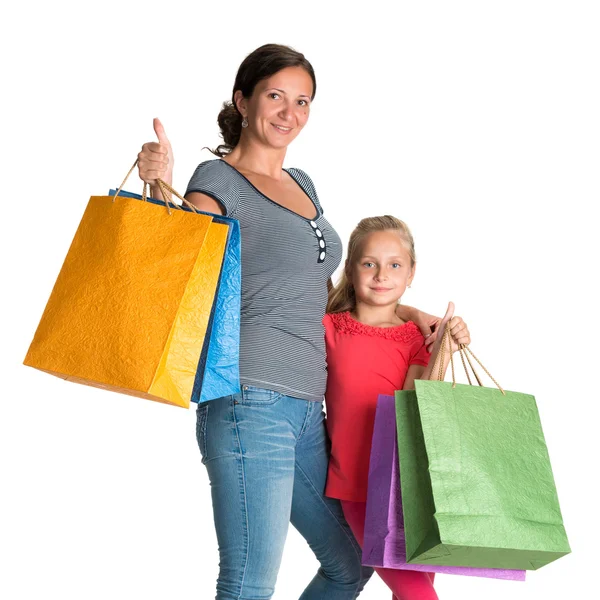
top-left (185, 159), bottom-right (342, 401)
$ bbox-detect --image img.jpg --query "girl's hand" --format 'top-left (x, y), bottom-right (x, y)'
top-left (432, 302), bottom-right (471, 354)
top-left (137, 118), bottom-right (173, 187)
top-left (410, 303), bottom-right (471, 386)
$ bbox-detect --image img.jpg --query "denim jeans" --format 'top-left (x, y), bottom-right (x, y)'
top-left (196, 385), bottom-right (373, 599)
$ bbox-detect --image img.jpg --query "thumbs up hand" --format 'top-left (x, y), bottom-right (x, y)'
top-left (137, 118), bottom-right (174, 187)
top-left (430, 302), bottom-right (471, 355)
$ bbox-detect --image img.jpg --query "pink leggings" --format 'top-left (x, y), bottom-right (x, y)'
top-left (341, 501), bottom-right (439, 600)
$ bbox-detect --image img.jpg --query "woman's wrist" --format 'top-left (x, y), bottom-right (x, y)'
top-left (396, 303), bottom-right (417, 321)
top-left (150, 176), bottom-right (174, 202)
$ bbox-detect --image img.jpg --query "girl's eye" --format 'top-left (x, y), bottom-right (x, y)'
top-left (391, 263), bottom-right (401, 268)
top-left (363, 262), bottom-right (375, 268)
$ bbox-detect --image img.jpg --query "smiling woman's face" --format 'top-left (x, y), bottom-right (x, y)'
top-left (235, 66), bottom-right (314, 150)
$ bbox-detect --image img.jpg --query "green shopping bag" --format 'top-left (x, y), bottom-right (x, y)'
top-left (395, 331), bottom-right (570, 571)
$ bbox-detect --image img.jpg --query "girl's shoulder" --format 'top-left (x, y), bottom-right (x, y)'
top-left (325, 311), bottom-right (424, 343)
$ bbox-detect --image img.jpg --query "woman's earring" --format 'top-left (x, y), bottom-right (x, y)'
top-left (241, 117), bottom-right (249, 128)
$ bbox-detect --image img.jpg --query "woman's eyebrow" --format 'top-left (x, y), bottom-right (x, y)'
top-left (269, 88), bottom-right (311, 99)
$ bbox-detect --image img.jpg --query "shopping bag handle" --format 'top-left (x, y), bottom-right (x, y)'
top-left (111, 159), bottom-right (200, 216)
top-left (432, 327), bottom-right (505, 395)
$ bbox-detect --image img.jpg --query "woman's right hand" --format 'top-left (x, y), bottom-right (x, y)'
top-left (137, 118), bottom-right (173, 187)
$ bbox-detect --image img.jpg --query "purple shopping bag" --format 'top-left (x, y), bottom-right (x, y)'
top-left (362, 394), bottom-right (526, 581)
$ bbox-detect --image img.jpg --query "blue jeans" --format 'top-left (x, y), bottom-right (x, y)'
top-left (196, 385), bottom-right (373, 599)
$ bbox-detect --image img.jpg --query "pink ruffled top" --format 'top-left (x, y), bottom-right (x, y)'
top-left (323, 311), bottom-right (430, 502)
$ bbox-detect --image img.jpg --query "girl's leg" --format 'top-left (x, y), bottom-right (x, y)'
top-left (291, 402), bottom-right (374, 599)
top-left (197, 389), bottom-right (298, 600)
top-left (341, 501), bottom-right (438, 600)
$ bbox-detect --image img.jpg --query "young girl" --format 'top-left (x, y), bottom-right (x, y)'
top-left (324, 216), bottom-right (470, 600)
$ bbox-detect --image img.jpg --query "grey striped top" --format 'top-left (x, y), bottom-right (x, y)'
top-left (186, 159), bottom-right (343, 401)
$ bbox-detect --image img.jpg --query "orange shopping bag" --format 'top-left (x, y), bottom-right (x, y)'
top-left (24, 167), bottom-right (229, 408)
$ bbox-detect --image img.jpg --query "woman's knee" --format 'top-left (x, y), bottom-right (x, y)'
top-left (322, 546), bottom-right (374, 588)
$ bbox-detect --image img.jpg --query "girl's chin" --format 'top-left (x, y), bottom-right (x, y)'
top-left (357, 297), bottom-right (402, 307)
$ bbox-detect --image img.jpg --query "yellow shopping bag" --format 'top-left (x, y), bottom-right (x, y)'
top-left (24, 169), bottom-right (228, 408)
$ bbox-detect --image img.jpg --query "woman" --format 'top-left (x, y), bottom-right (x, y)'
top-left (138, 43), bottom-right (439, 600)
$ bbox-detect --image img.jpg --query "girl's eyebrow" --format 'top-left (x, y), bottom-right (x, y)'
top-left (361, 255), bottom-right (404, 260)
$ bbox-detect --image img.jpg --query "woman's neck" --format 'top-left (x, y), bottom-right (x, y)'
top-left (225, 136), bottom-right (287, 180)
top-left (352, 301), bottom-right (405, 327)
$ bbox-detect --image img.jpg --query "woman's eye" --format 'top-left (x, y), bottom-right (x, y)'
top-left (269, 93), bottom-right (280, 99)
top-left (298, 99), bottom-right (308, 106)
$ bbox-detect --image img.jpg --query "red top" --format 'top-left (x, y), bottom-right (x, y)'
top-left (323, 311), bottom-right (430, 502)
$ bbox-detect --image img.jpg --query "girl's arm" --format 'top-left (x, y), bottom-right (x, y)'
top-left (402, 302), bottom-right (470, 390)
top-left (402, 349), bottom-right (454, 391)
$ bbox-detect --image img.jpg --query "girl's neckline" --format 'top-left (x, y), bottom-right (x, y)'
top-left (328, 311), bottom-right (422, 342)
top-left (347, 311), bottom-right (412, 330)
top-left (218, 159), bottom-right (320, 222)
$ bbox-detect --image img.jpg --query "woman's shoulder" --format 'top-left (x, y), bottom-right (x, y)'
top-left (285, 167), bottom-right (316, 193)
top-left (285, 167), bottom-right (323, 210)
top-left (285, 166), bottom-right (313, 182)
top-left (326, 311), bottom-right (424, 343)
top-left (188, 158), bottom-right (229, 178)
top-left (186, 158), bottom-right (228, 182)
top-left (185, 159), bottom-right (243, 216)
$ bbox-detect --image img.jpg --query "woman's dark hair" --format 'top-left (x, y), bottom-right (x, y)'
top-left (210, 44), bottom-right (316, 157)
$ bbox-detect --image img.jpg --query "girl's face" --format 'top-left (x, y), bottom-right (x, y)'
top-left (350, 230), bottom-right (415, 308)
top-left (236, 66), bottom-right (313, 150)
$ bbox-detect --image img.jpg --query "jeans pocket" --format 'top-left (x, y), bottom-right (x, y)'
top-left (196, 403), bottom-right (209, 463)
top-left (238, 386), bottom-right (283, 406)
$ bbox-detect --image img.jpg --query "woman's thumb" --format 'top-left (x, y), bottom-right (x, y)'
top-left (153, 117), bottom-right (170, 145)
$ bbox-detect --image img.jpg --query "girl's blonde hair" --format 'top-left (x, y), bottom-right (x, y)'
top-left (327, 215), bottom-right (416, 314)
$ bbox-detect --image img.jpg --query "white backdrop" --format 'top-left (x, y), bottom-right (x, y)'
top-left (2, 1), bottom-right (598, 598)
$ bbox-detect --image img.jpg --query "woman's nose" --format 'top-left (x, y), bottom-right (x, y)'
top-left (278, 103), bottom-right (292, 120)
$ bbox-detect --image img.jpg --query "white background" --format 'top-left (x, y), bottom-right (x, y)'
top-left (2, 1), bottom-right (598, 598)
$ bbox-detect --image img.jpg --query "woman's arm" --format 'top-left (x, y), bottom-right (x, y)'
top-left (185, 192), bottom-right (225, 214)
top-left (396, 304), bottom-right (441, 350)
